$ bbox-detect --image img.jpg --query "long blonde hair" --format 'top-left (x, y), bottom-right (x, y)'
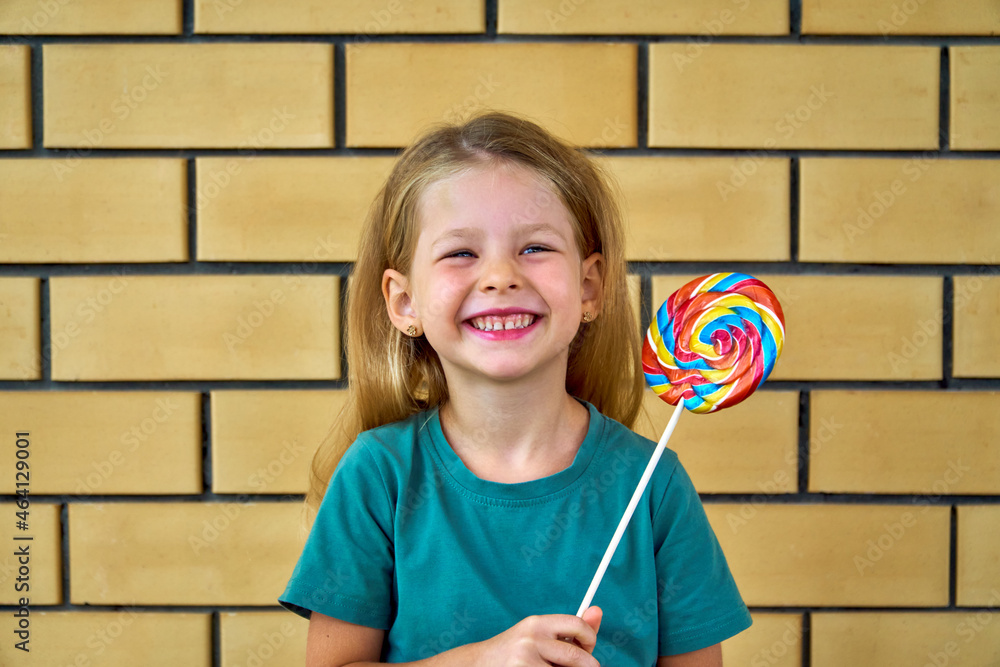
top-left (307, 111), bottom-right (645, 512)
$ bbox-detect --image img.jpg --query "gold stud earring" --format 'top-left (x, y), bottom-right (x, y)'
top-left (582, 311), bottom-right (593, 323)
top-left (406, 324), bottom-right (418, 337)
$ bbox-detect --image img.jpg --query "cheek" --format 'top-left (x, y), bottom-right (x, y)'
top-left (536, 263), bottom-right (583, 305)
top-left (413, 270), bottom-right (467, 320)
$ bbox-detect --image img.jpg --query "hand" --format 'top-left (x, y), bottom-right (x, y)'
top-left (470, 607), bottom-right (603, 667)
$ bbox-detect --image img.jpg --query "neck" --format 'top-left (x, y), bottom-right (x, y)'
top-left (438, 368), bottom-right (590, 483)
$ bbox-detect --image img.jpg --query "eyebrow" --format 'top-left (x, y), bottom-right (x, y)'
top-left (518, 222), bottom-right (566, 239)
top-left (430, 222), bottom-right (566, 250)
top-left (430, 228), bottom-right (481, 250)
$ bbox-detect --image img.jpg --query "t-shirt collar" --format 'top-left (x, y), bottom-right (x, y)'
top-left (423, 399), bottom-right (605, 503)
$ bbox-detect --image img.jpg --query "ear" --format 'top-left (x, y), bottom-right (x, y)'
top-left (382, 269), bottom-right (420, 335)
top-left (580, 252), bottom-right (604, 318)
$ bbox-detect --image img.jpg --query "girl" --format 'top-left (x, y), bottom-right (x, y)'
top-left (280, 112), bottom-right (751, 666)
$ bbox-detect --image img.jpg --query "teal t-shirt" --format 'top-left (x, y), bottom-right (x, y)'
top-left (280, 401), bottom-right (751, 664)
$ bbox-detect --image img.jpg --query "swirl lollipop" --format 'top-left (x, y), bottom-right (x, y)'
top-left (643, 273), bottom-right (785, 413)
top-left (575, 273), bottom-right (785, 617)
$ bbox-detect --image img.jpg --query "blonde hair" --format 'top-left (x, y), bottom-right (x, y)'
top-left (306, 111), bottom-right (644, 512)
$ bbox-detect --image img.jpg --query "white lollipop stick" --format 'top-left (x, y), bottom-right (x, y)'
top-left (575, 399), bottom-right (685, 617)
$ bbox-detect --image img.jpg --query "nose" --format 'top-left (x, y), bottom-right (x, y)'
top-left (479, 254), bottom-right (521, 292)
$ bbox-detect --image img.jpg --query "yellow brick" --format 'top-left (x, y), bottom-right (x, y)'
top-left (651, 274), bottom-right (942, 380)
top-left (649, 45), bottom-right (939, 149)
top-left (957, 506), bottom-right (1000, 605)
top-left (346, 43), bottom-right (637, 148)
top-left (0, 158), bottom-right (187, 263)
top-left (212, 390), bottom-right (348, 494)
top-left (601, 157), bottom-right (790, 262)
top-left (0, 45), bottom-right (31, 148)
top-left (49, 275), bottom-right (339, 381)
top-left (0, 0), bottom-right (182, 34)
top-left (196, 156), bottom-right (394, 261)
top-left (951, 47), bottom-right (1000, 150)
top-left (499, 0), bottom-right (788, 34)
top-left (0, 278), bottom-right (40, 380)
top-left (634, 392), bottom-right (798, 494)
top-left (811, 612), bottom-right (1000, 667)
top-left (721, 613), bottom-right (802, 667)
top-left (0, 612), bottom-right (210, 666)
top-left (706, 504), bottom-right (950, 607)
top-left (954, 276), bottom-right (1000, 378)
top-left (0, 503), bottom-right (60, 605)
top-left (810, 391), bottom-right (1000, 494)
top-left (43, 44), bottom-right (333, 148)
top-left (800, 158), bottom-right (1000, 264)
top-left (0, 392), bottom-right (201, 495)
top-left (69, 502), bottom-right (307, 605)
top-left (802, 0), bottom-right (1000, 35)
top-left (196, 0), bottom-right (483, 34)
top-left (220, 611), bottom-right (308, 667)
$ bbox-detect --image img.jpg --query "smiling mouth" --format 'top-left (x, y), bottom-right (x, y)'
top-left (468, 314), bottom-right (537, 331)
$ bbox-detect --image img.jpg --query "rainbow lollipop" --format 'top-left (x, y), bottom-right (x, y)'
top-left (575, 273), bottom-right (785, 616)
top-left (643, 273), bottom-right (785, 413)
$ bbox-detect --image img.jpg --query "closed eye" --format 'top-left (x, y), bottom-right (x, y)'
top-left (522, 245), bottom-right (551, 255)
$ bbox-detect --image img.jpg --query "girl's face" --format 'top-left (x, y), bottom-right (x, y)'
top-left (384, 162), bottom-right (602, 388)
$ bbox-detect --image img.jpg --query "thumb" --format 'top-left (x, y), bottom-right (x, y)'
top-left (581, 606), bottom-right (603, 635)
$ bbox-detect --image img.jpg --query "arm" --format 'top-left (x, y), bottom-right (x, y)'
top-left (657, 643), bottom-right (722, 667)
top-left (306, 612), bottom-right (384, 667)
top-left (306, 608), bottom-right (604, 667)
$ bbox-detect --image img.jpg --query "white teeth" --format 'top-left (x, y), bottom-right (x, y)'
top-left (470, 314), bottom-right (536, 331)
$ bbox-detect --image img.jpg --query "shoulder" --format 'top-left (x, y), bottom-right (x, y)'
top-left (587, 405), bottom-right (700, 527)
top-left (318, 409), bottom-right (439, 521)
top-left (322, 410), bottom-right (438, 509)
top-left (591, 407), bottom-right (681, 481)
top-left (337, 409), bottom-right (436, 474)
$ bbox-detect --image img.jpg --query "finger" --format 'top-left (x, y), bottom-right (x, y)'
top-left (581, 606), bottom-right (603, 638)
top-left (539, 637), bottom-right (600, 667)
top-left (546, 615), bottom-right (598, 654)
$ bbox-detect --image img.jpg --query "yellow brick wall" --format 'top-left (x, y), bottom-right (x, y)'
top-left (0, 1), bottom-right (998, 665)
